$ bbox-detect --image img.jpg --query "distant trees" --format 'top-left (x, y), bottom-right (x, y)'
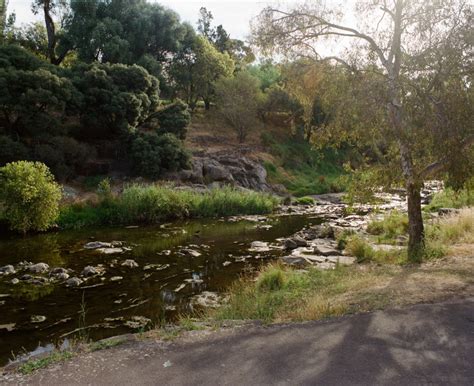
top-left (215, 71), bottom-right (264, 142)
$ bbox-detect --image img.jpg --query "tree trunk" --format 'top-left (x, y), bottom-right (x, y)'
top-left (406, 180), bottom-right (424, 262)
top-left (43, 0), bottom-right (58, 65)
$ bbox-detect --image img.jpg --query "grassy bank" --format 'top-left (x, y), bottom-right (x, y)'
top-left (58, 185), bottom-right (279, 229)
top-left (209, 207), bottom-right (474, 323)
top-left (261, 135), bottom-right (347, 196)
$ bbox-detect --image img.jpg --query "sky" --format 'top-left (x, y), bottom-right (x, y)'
top-left (8, 0), bottom-right (289, 41)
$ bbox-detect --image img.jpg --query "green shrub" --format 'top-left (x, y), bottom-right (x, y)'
top-left (0, 135), bottom-right (30, 166)
top-left (155, 100), bottom-right (191, 140)
top-left (366, 211), bottom-right (408, 241)
top-left (256, 266), bottom-right (286, 291)
top-left (130, 133), bottom-right (190, 179)
top-left (426, 185), bottom-right (474, 211)
top-left (0, 161), bottom-right (62, 233)
top-left (345, 235), bottom-right (375, 263)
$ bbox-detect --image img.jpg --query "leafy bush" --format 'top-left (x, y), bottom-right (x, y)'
top-left (366, 211), bottom-right (408, 242)
top-left (257, 265), bottom-right (286, 291)
top-left (0, 135), bottom-right (29, 165)
top-left (0, 161), bottom-right (62, 233)
top-left (345, 235), bottom-right (375, 263)
top-left (130, 132), bottom-right (190, 179)
top-left (155, 100), bottom-right (191, 140)
top-left (425, 184), bottom-right (474, 212)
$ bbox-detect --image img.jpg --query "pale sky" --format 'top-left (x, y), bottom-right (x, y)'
top-left (9, 0), bottom-right (286, 41)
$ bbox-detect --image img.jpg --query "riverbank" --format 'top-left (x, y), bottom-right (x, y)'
top-left (58, 184), bottom-right (279, 229)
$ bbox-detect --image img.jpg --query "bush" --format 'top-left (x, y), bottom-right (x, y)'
top-left (0, 161), bottom-right (62, 233)
top-left (366, 211), bottom-right (408, 241)
top-left (256, 265), bottom-right (286, 291)
top-left (155, 100), bottom-right (191, 140)
top-left (345, 235), bottom-right (375, 263)
top-left (0, 135), bottom-right (30, 165)
top-left (426, 185), bottom-right (474, 212)
top-left (130, 133), bottom-right (190, 179)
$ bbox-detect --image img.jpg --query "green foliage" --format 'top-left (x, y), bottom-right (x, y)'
top-left (366, 211), bottom-right (409, 242)
top-left (262, 134), bottom-right (347, 196)
top-left (155, 100), bottom-right (191, 140)
top-left (256, 265), bottom-right (286, 291)
top-left (344, 235), bottom-right (375, 263)
top-left (130, 133), bottom-right (190, 179)
top-left (0, 135), bottom-right (29, 165)
top-left (293, 196), bottom-right (315, 205)
top-left (0, 161), bottom-right (62, 233)
top-left (71, 62), bottom-right (160, 138)
top-left (58, 185), bottom-right (279, 229)
top-left (19, 351), bottom-right (73, 375)
top-left (248, 60), bottom-right (281, 90)
top-left (214, 71), bottom-right (264, 142)
top-left (425, 184), bottom-right (474, 212)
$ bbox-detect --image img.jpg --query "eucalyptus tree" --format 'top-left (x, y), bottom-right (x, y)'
top-left (253, 0), bottom-right (473, 261)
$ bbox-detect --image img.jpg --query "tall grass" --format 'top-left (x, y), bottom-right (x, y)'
top-left (426, 187), bottom-right (474, 211)
top-left (58, 185), bottom-right (279, 229)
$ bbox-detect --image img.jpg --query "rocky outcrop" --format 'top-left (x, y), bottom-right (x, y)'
top-left (165, 152), bottom-right (273, 192)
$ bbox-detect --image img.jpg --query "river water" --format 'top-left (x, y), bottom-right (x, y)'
top-left (0, 214), bottom-right (318, 366)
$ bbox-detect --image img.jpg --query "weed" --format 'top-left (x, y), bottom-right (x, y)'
top-left (345, 235), bottom-right (375, 263)
top-left (18, 351), bottom-right (73, 375)
top-left (89, 337), bottom-right (126, 352)
top-left (293, 196), bottom-right (315, 205)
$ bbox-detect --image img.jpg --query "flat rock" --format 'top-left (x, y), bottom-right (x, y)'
top-left (110, 276), bottom-right (123, 282)
top-left (28, 263), bottom-right (49, 274)
top-left (249, 241), bottom-right (270, 252)
top-left (313, 245), bottom-right (340, 256)
top-left (66, 277), bottom-right (83, 287)
top-left (121, 259), bottom-right (139, 268)
top-left (30, 315), bottom-right (46, 323)
top-left (84, 241), bottom-right (112, 249)
top-left (325, 255), bottom-right (357, 266)
top-left (96, 247), bottom-right (127, 254)
top-left (82, 266), bottom-right (98, 277)
top-left (0, 265), bottom-right (15, 275)
top-left (281, 256), bottom-right (309, 267)
top-left (192, 291), bottom-right (222, 308)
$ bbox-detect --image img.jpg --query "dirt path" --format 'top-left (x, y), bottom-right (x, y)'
top-left (3, 298), bottom-right (473, 385)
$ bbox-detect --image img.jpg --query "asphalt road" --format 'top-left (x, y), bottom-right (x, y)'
top-left (3, 298), bottom-right (474, 385)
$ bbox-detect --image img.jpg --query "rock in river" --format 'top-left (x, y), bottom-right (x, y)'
top-left (249, 241), bottom-right (270, 252)
top-left (31, 315), bottom-right (46, 323)
top-left (82, 266), bottom-right (98, 277)
top-left (66, 277), bottom-right (83, 287)
top-left (0, 265), bottom-right (15, 275)
top-left (121, 259), bottom-right (139, 268)
top-left (28, 263), bottom-right (49, 274)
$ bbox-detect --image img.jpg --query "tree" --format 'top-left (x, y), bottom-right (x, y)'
top-left (130, 132), bottom-right (189, 178)
top-left (0, 0), bottom-right (7, 40)
top-left (154, 100), bottom-right (191, 140)
top-left (0, 161), bottom-right (62, 233)
top-left (70, 62), bottom-right (160, 139)
top-left (31, 0), bottom-right (70, 64)
top-left (215, 71), bottom-right (264, 142)
top-left (171, 35), bottom-right (234, 110)
top-left (253, 0), bottom-right (473, 261)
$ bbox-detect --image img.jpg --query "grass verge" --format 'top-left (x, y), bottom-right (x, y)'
top-left (58, 185), bottom-right (279, 229)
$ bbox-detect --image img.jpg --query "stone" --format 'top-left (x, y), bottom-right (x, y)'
top-left (325, 255), bottom-right (356, 266)
top-left (11, 278), bottom-right (19, 285)
top-left (28, 263), bottom-right (49, 274)
top-left (284, 236), bottom-right (308, 250)
top-left (0, 323), bottom-right (16, 332)
top-left (55, 273), bottom-right (70, 280)
top-left (65, 277), bottom-right (83, 287)
top-left (96, 247), bottom-right (126, 254)
top-left (311, 224), bottom-right (335, 239)
top-left (124, 316), bottom-right (151, 329)
top-left (121, 259), bottom-right (139, 268)
top-left (313, 244), bottom-right (340, 256)
top-left (249, 241), bottom-right (270, 252)
top-left (281, 256), bottom-right (309, 267)
top-left (84, 241), bottom-right (112, 249)
top-left (110, 276), bottom-right (123, 282)
top-left (0, 265), bottom-right (15, 275)
top-left (222, 261), bottom-right (232, 267)
top-left (30, 315), bottom-right (46, 323)
top-left (192, 291), bottom-right (222, 308)
top-left (181, 249), bottom-right (201, 258)
top-left (81, 266), bottom-right (98, 277)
